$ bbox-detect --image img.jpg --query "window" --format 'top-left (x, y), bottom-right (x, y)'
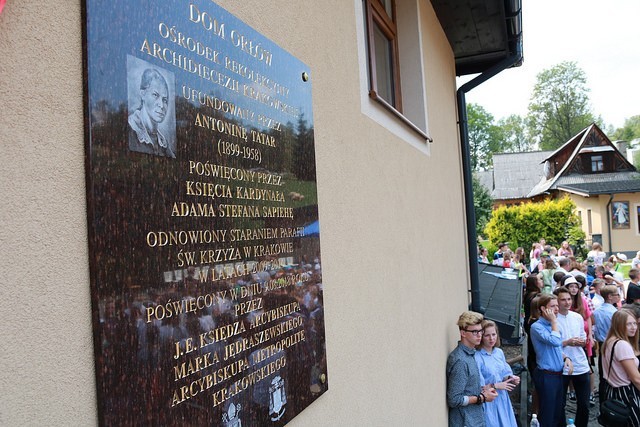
top-left (591, 155), bottom-right (604, 172)
top-left (358, 0), bottom-right (431, 148)
top-left (365, 0), bottom-right (402, 110)
top-left (587, 209), bottom-right (592, 235)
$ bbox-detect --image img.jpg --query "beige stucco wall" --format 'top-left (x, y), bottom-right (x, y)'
top-left (603, 194), bottom-right (640, 253)
top-left (572, 194), bottom-right (605, 238)
top-left (0, 1), bottom-right (470, 425)
top-left (571, 193), bottom-right (640, 253)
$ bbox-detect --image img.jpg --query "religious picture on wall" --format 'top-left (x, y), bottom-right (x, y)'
top-left (612, 201), bottom-right (630, 229)
top-left (127, 55), bottom-right (176, 158)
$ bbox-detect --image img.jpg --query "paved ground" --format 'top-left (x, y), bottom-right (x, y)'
top-left (523, 376), bottom-right (600, 426)
top-left (563, 379), bottom-right (600, 426)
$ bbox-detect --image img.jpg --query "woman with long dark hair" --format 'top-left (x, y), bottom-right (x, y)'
top-left (524, 275), bottom-right (543, 326)
top-left (526, 293), bottom-right (542, 416)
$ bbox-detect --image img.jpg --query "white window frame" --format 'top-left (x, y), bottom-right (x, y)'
top-left (355, 0), bottom-right (431, 155)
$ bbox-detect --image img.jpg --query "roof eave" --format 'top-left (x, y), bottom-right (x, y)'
top-left (432, 0), bottom-right (523, 76)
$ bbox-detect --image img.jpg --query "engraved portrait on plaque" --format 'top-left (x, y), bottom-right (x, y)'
top-left (127, 56), bottom-right (177, 158)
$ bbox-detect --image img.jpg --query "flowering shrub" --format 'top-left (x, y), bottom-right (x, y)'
top-left (484, 197), bottom-right (585, 250)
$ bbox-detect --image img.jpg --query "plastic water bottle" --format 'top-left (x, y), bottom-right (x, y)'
top-left (530, 414), bottom-right (540, 427)
top-left (567, 419), bottom-right (576, 427)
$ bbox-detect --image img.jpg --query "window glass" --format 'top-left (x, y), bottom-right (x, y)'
top-left (591, 155), bottom-right (604, 172)
top-left (373, 23), bottom-right (394, 104)
top-left (359, 0), bottom-right (431, 144)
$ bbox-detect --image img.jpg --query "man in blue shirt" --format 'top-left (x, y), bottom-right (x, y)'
top-left (593, 284), bottom-right (620, 405)
top-left (531, 293), bottom-right (572, 426)
top-left (447, 311), bottom-right (498, 426)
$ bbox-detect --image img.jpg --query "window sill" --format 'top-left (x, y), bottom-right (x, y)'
top-left (369, 90), bottom-right (432, 143)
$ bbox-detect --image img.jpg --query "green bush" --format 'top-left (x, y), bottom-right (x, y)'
top-left (484, 197), bottom-right (585, 251)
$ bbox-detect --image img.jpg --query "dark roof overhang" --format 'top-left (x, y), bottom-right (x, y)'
top-left (431, 0), bottom-right (523, 76)
top-left (558, 180), bottom-right (640, 197)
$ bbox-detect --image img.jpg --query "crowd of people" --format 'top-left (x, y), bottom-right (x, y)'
top-left (96, 256), bottom-right (326, 425)
top-left (448, 239), bottom-right (640, 426)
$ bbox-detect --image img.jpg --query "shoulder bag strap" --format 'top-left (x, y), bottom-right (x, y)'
top-left (607, 339), bottom-right (621, 378)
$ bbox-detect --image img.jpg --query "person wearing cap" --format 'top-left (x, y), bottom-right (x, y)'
top-left (563, 276), bottom-right (594, 360)
top-left (569, 275), bottom-right (597, 404)
top-left (575, 275), bottom-right (593, 310)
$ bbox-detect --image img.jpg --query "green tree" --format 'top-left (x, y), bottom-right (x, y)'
top-left (497, 114), bottom-right (532, 152)
top-left (484, 197), bottom-right (585, 250)
top-left (293, 114), bottom-right (316, 181)
top-left (527, 61), bottom-right (596, 150)
top-left (612, 115), bottom-right (640, 141)
top-left (472, 174), bottom-right (493, 238)
top-left (467, 103), bottom-right (502, 170)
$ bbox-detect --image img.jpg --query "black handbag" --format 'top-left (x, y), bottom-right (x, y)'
top-left (598, 340), bottom-right (631, 426)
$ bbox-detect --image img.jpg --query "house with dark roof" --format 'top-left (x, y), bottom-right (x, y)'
top-left (480, 123), bottom-right (640, 254)
top-left (477, 150), bottom-right (551, 206)
top-left (527, 123), bottom-right (640, 253)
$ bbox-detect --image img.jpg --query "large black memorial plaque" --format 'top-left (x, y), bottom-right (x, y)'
top-left (83, 1), bottom-right (327, 425)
